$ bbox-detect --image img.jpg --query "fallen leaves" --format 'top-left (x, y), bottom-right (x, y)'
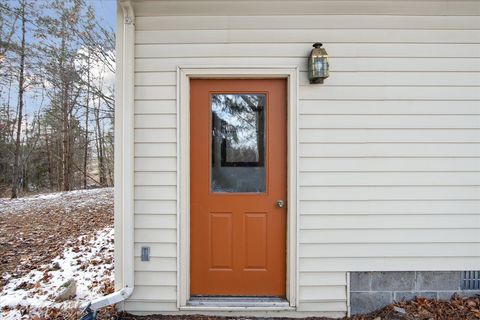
top-left (0, 188), bottom-right (113, 290)
top-left (0, 188), bottom-right (115, 320)
top-left (348, 294), bottom-right (480, 320)
top-left (1, 227), bottom-right (116, 319)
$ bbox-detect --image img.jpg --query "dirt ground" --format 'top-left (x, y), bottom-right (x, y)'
top-left (0, 188), bottom-right (113, 290)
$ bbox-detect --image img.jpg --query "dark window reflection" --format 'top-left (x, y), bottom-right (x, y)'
top-left (211, 94), bottom-right (266, 193)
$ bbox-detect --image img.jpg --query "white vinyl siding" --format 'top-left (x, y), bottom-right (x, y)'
top-left (129, 0), bottom-right (480, 315)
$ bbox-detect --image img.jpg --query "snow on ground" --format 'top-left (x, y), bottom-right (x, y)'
top-left (0, 187), bottom-right (114, 293)
top-left (0, 188), bottom-right (113, 215)
top-left (0, 227), bottom-right (114, 319)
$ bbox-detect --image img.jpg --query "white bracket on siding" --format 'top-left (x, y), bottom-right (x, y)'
top-left (124, 16), bottom-right (134, 25)
top-left (346, 272), bottom-right (351, 317)
top-left (120, 1), bottom-right (135, 26)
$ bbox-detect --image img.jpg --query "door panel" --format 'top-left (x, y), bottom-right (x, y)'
top-left (244, 212), bottom-right (267, 269)
top-left (190, 79), bottom-right (287, 296)
top-left (209, 212), bottom-right (233, 269)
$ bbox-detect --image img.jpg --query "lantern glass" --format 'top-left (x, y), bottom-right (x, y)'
top-left (315, 58), bottom-right (328, 76)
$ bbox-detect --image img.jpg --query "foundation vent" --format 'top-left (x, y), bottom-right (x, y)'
top-left (462, 271), bottom-right (480, 290)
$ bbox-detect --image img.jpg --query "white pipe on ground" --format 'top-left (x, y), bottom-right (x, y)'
top-left (82, 287), bottom-right (134, 312)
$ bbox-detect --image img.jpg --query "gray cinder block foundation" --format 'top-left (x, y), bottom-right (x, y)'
top-left (350, 271), bottom-right (480, 315)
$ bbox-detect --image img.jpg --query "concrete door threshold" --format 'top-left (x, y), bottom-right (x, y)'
top-left (184, 296), bottom-right (291, 310)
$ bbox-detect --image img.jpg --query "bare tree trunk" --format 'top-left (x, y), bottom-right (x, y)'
top-left (83, 49), bottom-right (90, 188)
top-left (62, 82), bottom-right (70, 191)
top-left (59, 18), bottom-right (71, 192)
top-left (22, 114), bottom-right (28, 192)
top-left (94, 97), bottom-right (106, 186)
top-left (45, 130), bottom-right (54, 189)
top-left (3, 79), bottom-right (13, 185)
top-left (57, 141), bottom-right (62, 190)
top-left (6, 79), bottom-right (13, 141)
top-left (68, 93), bottom-right (74, 189)
top-left (11, 0), bottom-right (27, 199)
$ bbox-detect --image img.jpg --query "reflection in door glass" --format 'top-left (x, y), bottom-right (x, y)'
top-left (211, 94), bottom-right (266, 193)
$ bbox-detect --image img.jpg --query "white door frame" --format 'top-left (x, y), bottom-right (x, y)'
top-left (177, 66), bottom-right (299, 309)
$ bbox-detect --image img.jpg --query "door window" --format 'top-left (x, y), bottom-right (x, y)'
top-left (211, 94), bottom-right (266, 193)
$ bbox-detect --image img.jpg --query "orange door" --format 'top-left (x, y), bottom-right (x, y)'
top-left (190, 79), bottom-right (287, 297)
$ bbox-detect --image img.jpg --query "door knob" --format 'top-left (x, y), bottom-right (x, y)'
top-left (276, 200), bottom-right (285, 208)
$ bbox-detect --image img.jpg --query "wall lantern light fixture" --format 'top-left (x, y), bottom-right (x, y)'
top-left (308, 42), bottom-right (329, 84)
